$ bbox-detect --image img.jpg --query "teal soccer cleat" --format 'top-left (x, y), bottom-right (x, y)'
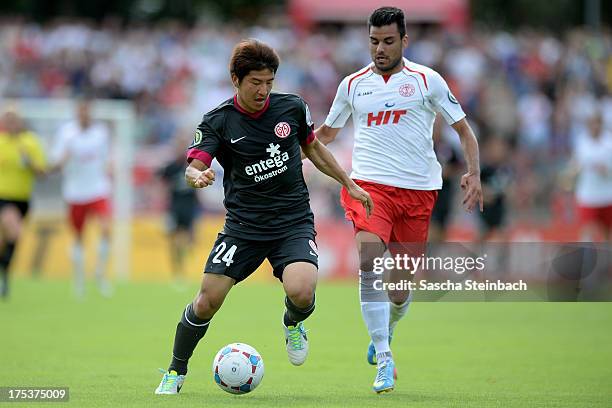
top-left (367, 341), bottom-right (377, 365)
top-left (372, 358), bottom-right (395, 394)
top-left (154, 369), bottom-right (185, 395)
top-left (367, 333), bottom-right (397, 379)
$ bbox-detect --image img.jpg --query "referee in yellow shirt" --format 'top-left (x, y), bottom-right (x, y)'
top-left (0, 110), bottom-right (46, 299)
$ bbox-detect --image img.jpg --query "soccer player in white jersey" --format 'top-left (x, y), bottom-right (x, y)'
top-left (315, 7), bottom-right (483, 393)
top-left (573, 110), bottom-right (612, 241)
top-left (51, 99), bottom-right (113, 297)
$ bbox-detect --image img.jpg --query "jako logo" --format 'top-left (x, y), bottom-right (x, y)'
top-left (367, 110), bottom-right (407, 127)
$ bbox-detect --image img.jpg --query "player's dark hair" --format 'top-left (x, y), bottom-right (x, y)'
top-left (229, 39), bottom-right (280, 83)
top-left (368, 7), bottom-right (406, 39)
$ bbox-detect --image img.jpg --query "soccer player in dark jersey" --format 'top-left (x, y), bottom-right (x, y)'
top-left (155, 39), bottom-right (373, 395)
top-left (158, 135), bottom-right (200, 285)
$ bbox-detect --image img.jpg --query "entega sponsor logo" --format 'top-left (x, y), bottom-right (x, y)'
top-left (245, 153), bottom-right (289, 176)
top-left (245, 143), bottom-right (290, 182)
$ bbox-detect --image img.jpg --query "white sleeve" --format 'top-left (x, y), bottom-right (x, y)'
top-left (428, 71), bottom-right (466, 125)
top-left (574, 136), bottom-right (589, 168)
top-left (50, 126), bottom-right (69, 166)
top-left (100, 124), bottom-right (111, 162)
top-left (97, 123), bottom-right (113, 171)
top-left (324, 77), bottom-right (352, 129)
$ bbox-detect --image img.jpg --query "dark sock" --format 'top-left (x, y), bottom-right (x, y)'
top-left (0, 242), bottom-right (16, 270)
top-left (0, 242), bottom-right (15, 298)
top-left (0, 268), bottom-right (7, 298)
top-left (168, 303), bottom-right (210, 375)
top-left (283, 295), bottom-right (315, 327)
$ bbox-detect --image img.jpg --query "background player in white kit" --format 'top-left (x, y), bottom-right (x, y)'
top-left (572, 109), bottom-right (612, 241)
top-left (315, 7), bottom-right (483, 393)
top-left (51, 99), bottom-right (113, 297)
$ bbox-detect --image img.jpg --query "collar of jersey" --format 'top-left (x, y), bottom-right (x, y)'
top-left (233, 95), bottom-right (270, 119)
top-left (371, 59), bottom-right (407, 82)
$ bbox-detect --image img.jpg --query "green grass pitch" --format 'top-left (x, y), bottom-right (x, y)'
top-left (1, 278), bottom-right (611, 407)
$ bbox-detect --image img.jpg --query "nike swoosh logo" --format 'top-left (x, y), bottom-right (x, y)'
top-left (309, 251), bottom-right (318, 257)
top-left (384, 102), bottom-right (395, 108)
top-left (230, 136), bottom-right (246, 143)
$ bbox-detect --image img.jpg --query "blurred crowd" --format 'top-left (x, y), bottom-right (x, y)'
top-left (0, 18), bottom-right (610, 230)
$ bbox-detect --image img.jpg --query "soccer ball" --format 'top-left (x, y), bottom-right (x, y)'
top-left (212, 343), bottom-right (264, 394)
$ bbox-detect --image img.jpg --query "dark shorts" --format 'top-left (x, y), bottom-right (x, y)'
top-left (168, 201), bottom-right (197, 231)
top-left (0, 199), bottom-right (30, 217)
top-left (479, 200), bottom-right (505, 229)
top-left (204, 231), bottom-right (319, 284)
top-left (431, 180), bottom-right (454, 227)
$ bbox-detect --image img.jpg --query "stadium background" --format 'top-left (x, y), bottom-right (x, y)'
top-left (2, 0), bottom-right (610, 281)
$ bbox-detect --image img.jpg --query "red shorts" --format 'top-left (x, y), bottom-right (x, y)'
top-left (578, 204), bottom-right (612, 229)
top-left (340, 180), bottom-right (438, 245)
top-left (68, 197), bottom-right (111, 234)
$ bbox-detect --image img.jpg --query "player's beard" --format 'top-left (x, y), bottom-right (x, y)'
top-left (375, 54), bottom-right (403, 74)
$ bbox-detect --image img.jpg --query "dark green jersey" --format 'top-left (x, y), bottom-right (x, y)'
top-left (187, 93), bottom-right (316, 240)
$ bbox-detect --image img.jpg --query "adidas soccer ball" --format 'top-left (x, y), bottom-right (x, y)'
top-left (212, 343), bottom-right (264, 394)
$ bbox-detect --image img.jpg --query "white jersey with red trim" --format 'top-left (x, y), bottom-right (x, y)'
top-left (52, 121), bottom-right (111, 204)
top-left (324, 58), bottom-right (466, 190)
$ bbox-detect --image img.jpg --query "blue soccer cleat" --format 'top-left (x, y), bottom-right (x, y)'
top-left (367, 341), bottom-right (377, 365)
top-left (373, 358), bottom-right (395, 393)
top-left (367, 333), bottom-right (397, 378)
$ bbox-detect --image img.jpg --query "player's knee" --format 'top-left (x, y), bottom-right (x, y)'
top-left (193, 292), bottom-right (223, 319)
top-left (99, 222), bottom-right (111, 239)
top-left (284, 274), bottom-right (316, 307)
top-left (100, 228), bottom-right (111, 240)
top-left (357, 233), bottom-right (385, 271)
top-left (0, 209), bottom-right (22, 242)
top-left (287, 287), bottom-right (315, 309)
top-left (359, 252), bottom-right (386, 272)
top-left (388, 289), bottom-right (409, 305)
top-left (358, 247), bottom-right (385, 271)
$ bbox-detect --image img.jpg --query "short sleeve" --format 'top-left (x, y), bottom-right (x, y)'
top-left (298, 99), bottom-right (316, 146)
top-left (186, 120), bottom-right (221, 167)
top-left (428, 72), bottom-right (466, 125)
top-left (51, 125), bottom-right (70, 165)
top-left (324, 77), bottom-right (352, 129)
top-left (100, 124), bottom-right (111, 158)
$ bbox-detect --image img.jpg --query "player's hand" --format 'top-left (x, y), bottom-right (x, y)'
top-left (186, 167), bottom-right (215, 188)
top-left (460, 172), bottom-right (483, 213)
top-left (347, 183), bottom-right (374, 217)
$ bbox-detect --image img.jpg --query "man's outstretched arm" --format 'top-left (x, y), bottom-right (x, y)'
top-left (302, 138), bottom-right (373, 216)
top-left (452, 118), bottom-right (483, 212)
